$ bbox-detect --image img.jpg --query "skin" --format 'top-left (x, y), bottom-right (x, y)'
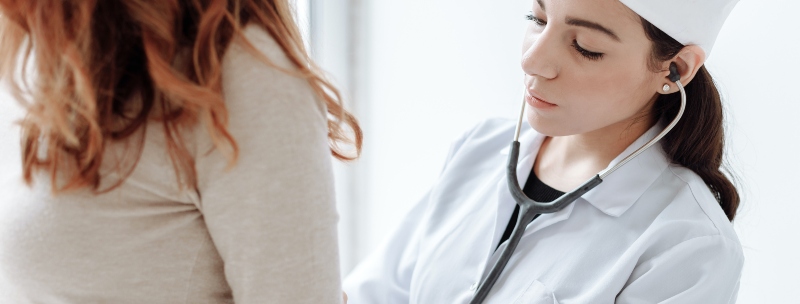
top-left (522, 0), bottom-right (705, 191)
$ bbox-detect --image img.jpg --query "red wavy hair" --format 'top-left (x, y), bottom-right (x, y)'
top-left (0, 0), bottom-right (362, 192)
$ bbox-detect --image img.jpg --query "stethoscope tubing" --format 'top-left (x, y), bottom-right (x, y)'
top-left (469, 81), bottom-right (686, 304)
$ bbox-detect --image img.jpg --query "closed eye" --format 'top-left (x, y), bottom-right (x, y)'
top-left (571, 40), bottom-right (604, 61)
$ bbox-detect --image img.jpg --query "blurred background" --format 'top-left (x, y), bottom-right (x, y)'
top-left (1, 0), bottom-right (798, 302)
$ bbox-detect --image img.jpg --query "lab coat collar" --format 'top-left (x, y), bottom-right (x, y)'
top-left (582, 123), bottom-right (669, 217)
top-left (499, 122), bottom-right (669, 218)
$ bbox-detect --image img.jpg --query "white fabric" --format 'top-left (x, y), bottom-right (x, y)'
top-left (619, 0), bottom-right (739, 57)
top-left (0, 25), bottom-right (343, 303)
top-left (344, 119), bottom-right (743, 303)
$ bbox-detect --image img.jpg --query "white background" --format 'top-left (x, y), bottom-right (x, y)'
top-left (1, 0), bottom-right (798, 302)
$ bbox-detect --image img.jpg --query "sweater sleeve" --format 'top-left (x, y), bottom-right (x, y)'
top-left (194, 25), bottom-right (342, 304)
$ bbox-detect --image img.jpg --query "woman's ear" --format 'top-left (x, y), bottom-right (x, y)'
top-left (658, 45), bottom-right (706, 94)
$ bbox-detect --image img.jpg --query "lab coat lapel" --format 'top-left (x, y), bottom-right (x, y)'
top-left (492, 125), bottom-right (582, 246)
top-left (520, 201), bottom-right (576, 238)
top-left (482, 125), bottom-right (576, 281)
top-left (490, 126), bottom-right (548, 255)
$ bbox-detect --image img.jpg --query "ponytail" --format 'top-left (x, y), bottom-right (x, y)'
top-left (643, 20), bottom-right (740, 221)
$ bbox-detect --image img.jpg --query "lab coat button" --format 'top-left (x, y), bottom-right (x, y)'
top-left (469, 282), bottom-right (479, 291)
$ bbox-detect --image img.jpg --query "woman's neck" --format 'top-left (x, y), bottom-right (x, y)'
top-left (533, 118), bottom-right (655, 192)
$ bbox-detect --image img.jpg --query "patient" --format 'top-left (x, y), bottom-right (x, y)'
top-left (0, 1), bottom-right (360, 303)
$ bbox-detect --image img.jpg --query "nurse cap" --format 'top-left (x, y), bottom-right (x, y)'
top-left (619, 0), bottom-right (739, 57)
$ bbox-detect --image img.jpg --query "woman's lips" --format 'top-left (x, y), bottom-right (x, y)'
top-left (526, 90), bottom-right (557, 109)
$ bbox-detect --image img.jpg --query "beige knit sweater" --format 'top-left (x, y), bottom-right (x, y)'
top-left (0, 25), bottom-right (343, 304)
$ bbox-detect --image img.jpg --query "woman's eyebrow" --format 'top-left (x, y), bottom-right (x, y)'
top-left (537, 0), bottom-right (546, 11)
top-left (565, 17), bottom-right (621, 42)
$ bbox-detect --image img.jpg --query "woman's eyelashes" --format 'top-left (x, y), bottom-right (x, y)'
top-left (525, 12), bottom-right (546, 26)
top-left (571, 40), bottom-right (604, 60)
top-left (525, 12), bottom-right (605, 61)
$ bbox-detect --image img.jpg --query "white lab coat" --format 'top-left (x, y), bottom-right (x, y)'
top-left (344, 119), bottom-right (743, 304)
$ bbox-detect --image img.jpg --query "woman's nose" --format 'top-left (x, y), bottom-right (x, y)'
top-left (521, 31), bottom-right (559, 80)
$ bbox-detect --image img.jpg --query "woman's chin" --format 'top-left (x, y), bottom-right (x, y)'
top-left (526, 113), bottom-right (576, 137)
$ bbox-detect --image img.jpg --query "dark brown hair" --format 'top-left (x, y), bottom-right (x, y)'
top-left (0, 0), bottom-right (362, 192)
top-left (642, 19), bottom-right (739, 221)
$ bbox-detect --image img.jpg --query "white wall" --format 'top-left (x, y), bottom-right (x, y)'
top-left (348, 0), bottom-right (532, 267)
top-left (328, 0), bottom-right (800, 302)
top-left (307, 0), bottom-right (370, 275)
top-left (708, 0), bottom-right (800, 301)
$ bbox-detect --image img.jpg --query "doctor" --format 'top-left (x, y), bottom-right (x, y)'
top-left (344, 0), bottom-right (743, 303)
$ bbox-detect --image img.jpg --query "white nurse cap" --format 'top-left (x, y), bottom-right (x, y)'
top-left (619, 0), bottom-right (739, 57)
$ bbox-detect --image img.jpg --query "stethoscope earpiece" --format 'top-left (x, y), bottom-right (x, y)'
top-left (668, 62), bottom-right (681, 83)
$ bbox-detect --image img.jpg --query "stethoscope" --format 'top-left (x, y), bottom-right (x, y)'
top-left (469, 63), bottom-right (686, 304)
